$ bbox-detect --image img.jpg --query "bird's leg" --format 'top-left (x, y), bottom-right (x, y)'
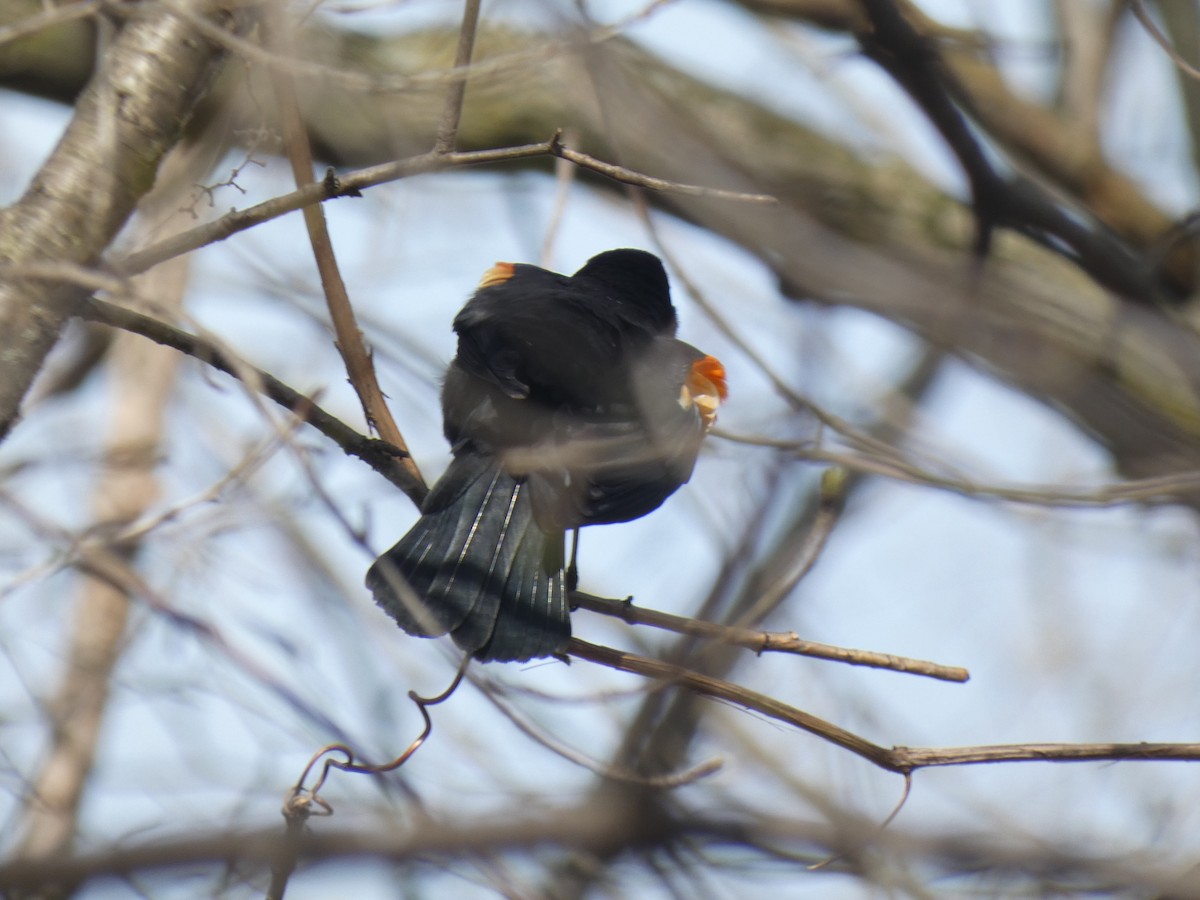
top-left (566, 527), bottom-right (580, 592)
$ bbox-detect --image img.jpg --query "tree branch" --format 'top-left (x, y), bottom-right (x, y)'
top-left (112, 137), bottom-right (774, 277)
top-left (0, 0), bottom-right (246, 438)
top-left (264, 10), bottom-right (426, 493)
top-left (568, 638), bottom-right (1200, 774)
top-left (434, 0), bottom-right (484, 152)
top-left (571, 592), bottom-right (969, 682)
top-left (854, 0), bottom-right (1162, 302)
top-left (78, 296), bottom-right (425, 504)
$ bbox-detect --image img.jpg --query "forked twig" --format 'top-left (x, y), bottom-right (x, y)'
top-left (570, 638), bottom-right (1200, 774)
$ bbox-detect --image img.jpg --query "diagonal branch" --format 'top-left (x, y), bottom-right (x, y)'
top-left (854, 0), bottom-right (1162, 302)
top-left (264, 10), bottom-right (425, 492)
top-left (568, 638), bottom-right (1200, 773)
top-left (434, 0), bottom-right (484, 152)
top-left (571, 592), bottom-right (969, 682)
top-left (79, 297), bottom-right (425, 504)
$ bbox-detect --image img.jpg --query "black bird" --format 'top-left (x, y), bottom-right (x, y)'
top-left (366, 249), bottom-right (727, 661)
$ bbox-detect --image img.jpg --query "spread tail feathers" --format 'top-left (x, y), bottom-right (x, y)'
top-left (366, 453), bottom-right (570, 662)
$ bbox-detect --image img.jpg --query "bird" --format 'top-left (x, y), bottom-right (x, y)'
top-left (366, 248), bottom-right (727, 662)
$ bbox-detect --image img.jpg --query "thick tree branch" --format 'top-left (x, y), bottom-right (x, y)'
top-left (737, 0), bottom-right (1195, 290)
top-left (3, 812), bottom-right (1197, 897)
top-left (0, 0), bottom-right (245, 438)
top-left (855, 0), bottom-right (1161, 302)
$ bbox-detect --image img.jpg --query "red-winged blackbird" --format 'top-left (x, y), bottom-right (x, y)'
top-left (366, 249), bottom-right (727, 662)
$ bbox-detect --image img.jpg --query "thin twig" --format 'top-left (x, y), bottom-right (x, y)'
top-left (569, 637), bottom-right (901, 771)
top-left (74, 549), bottom-right (352, 739)
top-left (808, 771), bottom-right (915, 873)
top-left (284, 658), bottom-right (470, 817)
top-left (541, 130), bottom-right (579, 267)
top-left (568, 638), bottom-right (1200, 773)
top-left (79, 297), bottom-right (425, 504)
top-left (104, 430), bottom-right (296, 548)
top-left (571, 593), bottom-right (968, 683)
top-left (717, 429), bottom-right (1200, 508)
top-left (434, 0), bottom-right (484, 152)
top-left (112, 137), bottom-right (775, 278)
top-left (264, 11), bottom-right (424, 490)
top-left (635, 205), bottom-right (911, 469)
top-left (734, 466), bottom-right (846, 628)
top-left (472, 672), bottom-right (724, 786)
top-left (552, 140), bottom-right (777, 204)
top-left (270, 671), bottom-right (452, 900)
top-left (111, 142), bottom-right (556, 276)
top-left (1131, 0), bottom-right (1200, 80)
top-left (894, 741), bottom-right (1200, 767)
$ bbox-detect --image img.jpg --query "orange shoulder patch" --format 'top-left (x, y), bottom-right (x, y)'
top-left (681, 354), bottom-right (728, 430)
top-left (692, 355), bottom-right (728, 401)
top-left (477, 261), bottom-right (515, 289)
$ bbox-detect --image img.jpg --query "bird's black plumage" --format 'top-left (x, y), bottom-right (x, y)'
top-left (367, 249), bottom-right (726, 661)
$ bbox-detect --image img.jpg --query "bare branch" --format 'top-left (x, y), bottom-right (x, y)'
top-left (569, 639), bottom-right (1200, 773)
top-left (0, 802), bottom-right (646, 895)
top-left (1130, 0), bottom-right (1200, 81)
top-left (79, 296), bottom-right (425, 504)
top-left (0, 0), bottom-right (247, 437)
top-left (434, 0), bottom-right (484, 152)
top-left (716, 430), bottom-right (1200, 508)
top-left (112, 141), bottom-right (559, 276)
top-left (572, 592), bottom-right (970, 683)
top-left (264, 9), bottom-right (426, 492)
top-left (553, 139), bottom-right (778, 204)
top-left (113, 137), bottom-right (775, 278)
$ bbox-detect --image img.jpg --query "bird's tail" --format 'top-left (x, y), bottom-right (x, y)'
top-left (366, 452), bottom-right (569, 662)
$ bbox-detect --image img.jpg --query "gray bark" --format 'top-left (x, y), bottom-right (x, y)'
top-left (0, 1), bottom-right (241, 437)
